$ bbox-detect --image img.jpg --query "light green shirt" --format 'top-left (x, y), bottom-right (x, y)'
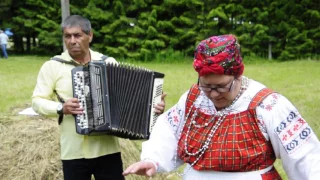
top-left (32, 50), bottom-right (120, 160)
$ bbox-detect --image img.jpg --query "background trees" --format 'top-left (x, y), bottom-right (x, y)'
top-left (0, 0), bottom-right (319, 60)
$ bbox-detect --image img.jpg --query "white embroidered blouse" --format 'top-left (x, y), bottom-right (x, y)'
top-left (141, 77), bottom-right (320, 180)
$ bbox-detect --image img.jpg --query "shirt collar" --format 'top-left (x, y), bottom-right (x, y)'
top-left (61, 49), bottom-right (101, 65)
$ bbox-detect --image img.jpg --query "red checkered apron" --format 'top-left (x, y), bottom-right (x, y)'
top-left (177, 85), bottom-right (281, 179)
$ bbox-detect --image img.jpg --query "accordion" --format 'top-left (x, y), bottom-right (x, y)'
top-left (71, 61), bottom-right (165, 140)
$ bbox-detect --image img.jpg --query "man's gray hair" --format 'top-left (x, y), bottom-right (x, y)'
top-left (61, 15), bottom-right (92, 35)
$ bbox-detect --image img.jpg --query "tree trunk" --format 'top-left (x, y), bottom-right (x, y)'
top-left (13, 35), bottom-right (24, 54)
top-left (61, 0), bottom-right (70, 51)
top-left (32, 34), bottom-right (37, 47)
top-left (268, 41), bottom-right (272, 60)
top-left (26, 33), bottom-right (31, 53)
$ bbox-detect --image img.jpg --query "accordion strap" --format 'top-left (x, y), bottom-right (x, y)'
top-left (53, 90), bottom-right (65, 125)
top-left (50, 55), bottom-right (108, 66)
top-left (101, 55), bottom-right (109, 61)
top-left (50, 57), bottom-right (79, 66)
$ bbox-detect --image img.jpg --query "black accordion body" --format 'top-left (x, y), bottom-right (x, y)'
top-left (71, 61), bottom-right (164, 140)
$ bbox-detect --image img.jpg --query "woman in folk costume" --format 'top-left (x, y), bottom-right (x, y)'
top-left (123, 34), bottom-right (320, 180)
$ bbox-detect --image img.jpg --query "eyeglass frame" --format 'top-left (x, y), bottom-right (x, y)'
top-left (198, 78), bottom-right (235, 93)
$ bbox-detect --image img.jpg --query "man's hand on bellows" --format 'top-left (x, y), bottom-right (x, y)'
top-left (154, 93), bottom-right (167, 114)
top-left (122, 161), bottom-right (156, 177)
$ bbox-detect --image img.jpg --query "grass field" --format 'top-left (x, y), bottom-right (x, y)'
top-left (0, 56), bottom-right (319, 179)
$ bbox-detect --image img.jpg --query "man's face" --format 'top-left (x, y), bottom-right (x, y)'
top-left (63, 26), bottom-right (92, 59)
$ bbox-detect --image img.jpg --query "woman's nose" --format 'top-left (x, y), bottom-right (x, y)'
top-left (208, 90), bottom-right (221, 98)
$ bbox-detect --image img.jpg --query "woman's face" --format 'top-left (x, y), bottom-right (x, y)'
top-left (198, 74), bottom-right (240, 110)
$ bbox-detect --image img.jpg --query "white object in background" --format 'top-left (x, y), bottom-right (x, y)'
top-left (19, 107), bottom-right (39, 116)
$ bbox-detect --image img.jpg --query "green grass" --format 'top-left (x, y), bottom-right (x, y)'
top-left (0, 56), bottom-right (319, 179)
top-left (0, 56), bottom-right (45, 113)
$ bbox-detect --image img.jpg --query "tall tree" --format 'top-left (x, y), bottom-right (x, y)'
top-left (12, 0), bottom-right (61, 55)
top-left (1, 0), bottom-right (318, 60)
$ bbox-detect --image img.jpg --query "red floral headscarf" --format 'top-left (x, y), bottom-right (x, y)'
top-left (193, 34), bottom-right (244, 77)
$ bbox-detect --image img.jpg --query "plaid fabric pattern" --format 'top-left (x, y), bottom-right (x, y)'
top-left (261, 167), bottom-right (282, 180)
top-left (248, 88), bottom-right (276, 109)
top-left (177, 86), bottom-right (281, 179)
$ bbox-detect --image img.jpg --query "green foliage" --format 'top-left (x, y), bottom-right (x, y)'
top-left (1, 0), bottom-right (319, 61)
top-left (279, 50), bottom-right (295, 60)
top-left (208, 7), bottom-right (228, 21)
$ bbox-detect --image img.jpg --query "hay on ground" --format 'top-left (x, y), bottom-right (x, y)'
top-left (0, 107), bottom-right (173, 180)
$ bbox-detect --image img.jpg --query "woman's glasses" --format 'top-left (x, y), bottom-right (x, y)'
top-left (198, 79), bottom-right (235, 93)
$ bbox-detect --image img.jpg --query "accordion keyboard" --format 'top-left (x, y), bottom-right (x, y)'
top-left (149, 78), bottom-right (164, 133)
top-left (73, 71), bottom-right (89, 129)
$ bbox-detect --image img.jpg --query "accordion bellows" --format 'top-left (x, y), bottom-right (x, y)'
top-left (71, 61), bottom-right (164, 140)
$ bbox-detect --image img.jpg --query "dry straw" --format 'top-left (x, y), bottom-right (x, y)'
top-left (0, 105), bottom-right (170, 180)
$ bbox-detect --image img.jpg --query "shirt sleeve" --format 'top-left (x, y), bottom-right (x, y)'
top-left (105, 57), bottom-right (118, 64)
top-left (32, 61), bottom-right (61, 116)
top-left (256, 93), bottom-right (320, 180)
top-left (140, 91), bottom-right (189, 172)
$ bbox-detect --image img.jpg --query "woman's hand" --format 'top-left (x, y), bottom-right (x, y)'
top-left (123, 161), bottom-right (157, 177)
